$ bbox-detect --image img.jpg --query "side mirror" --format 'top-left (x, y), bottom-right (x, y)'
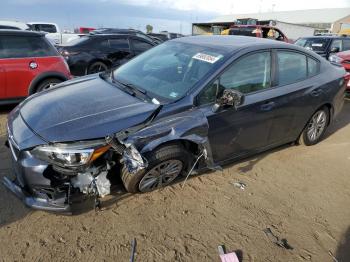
top-left (212, 89), bottom-right (244, 113)
top-left (330, 47), bottom-right (340, 53)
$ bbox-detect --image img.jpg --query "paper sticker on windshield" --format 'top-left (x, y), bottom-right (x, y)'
top-left (312, 43), bottom-right (323, 47)
top-left (193, 53), bottom-right (221, 64)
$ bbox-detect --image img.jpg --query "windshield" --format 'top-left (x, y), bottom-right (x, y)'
top-left (112, 41), bottom-right (227, 101)
top-left (295, 38), bottom-right (330, 52)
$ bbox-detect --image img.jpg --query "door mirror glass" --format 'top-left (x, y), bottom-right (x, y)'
top-left (212, 89), bottom-right (244, 112)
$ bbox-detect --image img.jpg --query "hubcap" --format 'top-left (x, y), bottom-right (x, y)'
top-left (307, 110), bottom-right (327, 142)
top-left (139, 160), bottom-right (183, 192)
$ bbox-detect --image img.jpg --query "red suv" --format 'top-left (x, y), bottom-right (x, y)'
top-left (0, 30), bottom-right (71, 105)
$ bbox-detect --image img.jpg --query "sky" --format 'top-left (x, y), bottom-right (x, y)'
top-left (1, 0), bottom-right (350, 34)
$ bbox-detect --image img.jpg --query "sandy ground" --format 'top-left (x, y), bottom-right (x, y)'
top-left (0, 100), bottom-right (350, 262)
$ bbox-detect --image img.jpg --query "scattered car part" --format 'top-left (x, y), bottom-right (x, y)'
top-left (263, 228), bottom-right (294, 250)
top-left (218, 245), bottom-right (240, 262)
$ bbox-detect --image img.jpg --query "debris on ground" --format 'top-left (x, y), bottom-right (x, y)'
top-left (218, 245), bottom-right (240, 262)
top-left (130, 238), bottom-right (137, 262)
top-left (231, 181), bottom-right (247, 190)
top-left (263, 228), bottom-right (294, 250)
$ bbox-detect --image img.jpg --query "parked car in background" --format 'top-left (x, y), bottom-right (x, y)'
top-left (226, 25), bottom-right (289, 43)
top-left (3, 36), bottom-right (347, 213)
top-left (28, 22), bottom-right (81, 45)
top-left (329, 50), bottom-right (350, 72)
top-left (90, 28), bottom-right (160, 45)
top-left (0, 20), bottom-right (30, 30)
top-left (295, 36), bottom-right (350, 60)
top-left (0, 30), bottom-right (71, 105)
top-left (330, 50), bottom-right (350, 92)
top-left (58, 33), bottom-right (155, 76)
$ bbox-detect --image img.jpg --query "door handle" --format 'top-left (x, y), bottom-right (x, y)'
top-left (311, 89), bottom-right (322, 97)
top-left (260, 101), bottom-right (275, 111)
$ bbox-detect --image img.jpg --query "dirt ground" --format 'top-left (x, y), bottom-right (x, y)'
top-left (0, 100), bottom-right (350, 262)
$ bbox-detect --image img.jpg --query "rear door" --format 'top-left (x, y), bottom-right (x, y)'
top-left (266, 50), bottom-right (322, 145)
top-left (129, 37), bottom-right (154, 56)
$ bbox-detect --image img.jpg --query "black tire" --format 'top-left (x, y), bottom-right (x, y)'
top-left (87, 61), bottom-right (108, 75)
top-left (36, 78), bottom-right (62, 93)
top-left (121, 144), bottom-right (189, 193)
top-left (299, 107), bottom-right (329, 146)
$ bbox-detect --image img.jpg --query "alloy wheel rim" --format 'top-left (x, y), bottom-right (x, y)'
top-left (307, 111), bottom-right (327, 142)
top-left (139, 160), bottom-right (183, 192)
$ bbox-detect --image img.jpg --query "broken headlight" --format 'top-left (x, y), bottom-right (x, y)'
top-left (31, 140), bottom-right (110, 168)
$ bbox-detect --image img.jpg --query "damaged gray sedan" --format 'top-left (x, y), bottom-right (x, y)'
top-left (3, 36), bottom-right (346, 213)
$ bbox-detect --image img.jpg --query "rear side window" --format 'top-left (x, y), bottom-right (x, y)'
top-left (277, 51), bottom-right (307, 86)
top-left (0, 36), bottom-right (58, 59)
top-left (131, 39), bottom-right (153, 52)
top-left (109, 38), bottom-right (129, 50)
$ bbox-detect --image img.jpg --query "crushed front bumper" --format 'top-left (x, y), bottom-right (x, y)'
top-left (2, 176), bottom-right (71, 213)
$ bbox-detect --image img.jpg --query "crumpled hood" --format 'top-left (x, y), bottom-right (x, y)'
top-left (18, 74), bottom-right (160, 143)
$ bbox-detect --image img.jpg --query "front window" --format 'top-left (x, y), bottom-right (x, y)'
top-left (295, 38), bottom-right (330, 52)
top-left (113, 41), bottom-right (228, 101)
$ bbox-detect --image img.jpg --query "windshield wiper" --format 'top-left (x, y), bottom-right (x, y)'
top-left (112, 75), bottom-right (153, 101)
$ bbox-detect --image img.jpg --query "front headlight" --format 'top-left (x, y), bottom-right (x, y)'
top-left (329, 55), bottom-right (343, 64)
top-left (31, 140), bottom-right (110, 168)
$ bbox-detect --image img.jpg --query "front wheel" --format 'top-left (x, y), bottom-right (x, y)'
top-left (121, 144), bottom-right (189, 193)
top-left (299, 107), bottom-right (329, 146)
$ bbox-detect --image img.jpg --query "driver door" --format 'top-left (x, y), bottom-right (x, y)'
top-left (197, 51), bottom-right (276, 162)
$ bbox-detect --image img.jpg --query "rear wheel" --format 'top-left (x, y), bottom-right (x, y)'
top-left (87, 61), bottom-right (108, 75)
top-left (299, 107), bottom-right (329, 146)
top-left (36, 78), bottom-right (62, 93)
top-left (121, 144), bottom-right (189, 193)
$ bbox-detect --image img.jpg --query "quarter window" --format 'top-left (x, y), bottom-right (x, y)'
top-left (307, 57), bottom-right (319, 77)
top-left (220, 51), bottom-right (271, 94)
top-left (277, 51), bottom-right (307, 86)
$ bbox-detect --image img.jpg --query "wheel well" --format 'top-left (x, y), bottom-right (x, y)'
top-left (88, 59), bottom-right (111, 69)
top-left (32, 76), bottom-right (65, 94)
top-left (149, 140), bottom-right (200, 156)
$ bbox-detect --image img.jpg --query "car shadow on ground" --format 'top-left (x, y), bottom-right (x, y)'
top-left (324, 98), bottom-right (350, 139)
top-left (336, 227), bottom-right (350, 261)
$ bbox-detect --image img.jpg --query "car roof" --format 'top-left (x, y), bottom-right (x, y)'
top-left (173, 35), bottom-right (292, 52)
top-left (0, 29), bottom-right (44, 37)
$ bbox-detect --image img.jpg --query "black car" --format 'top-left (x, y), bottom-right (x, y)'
top-left (147, 33), bottom-right (169, 41)
top-left (90, 28), bottom-right (159, 45)
top-left (3, 36), bottom-right (347, 214)
top-left (58, 34), bottom-right (156, 76)
top-left (295, 35), bottom-right (350, 59)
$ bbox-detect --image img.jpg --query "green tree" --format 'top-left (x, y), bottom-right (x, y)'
top-left (146, 24), bottom-right (153, 34)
